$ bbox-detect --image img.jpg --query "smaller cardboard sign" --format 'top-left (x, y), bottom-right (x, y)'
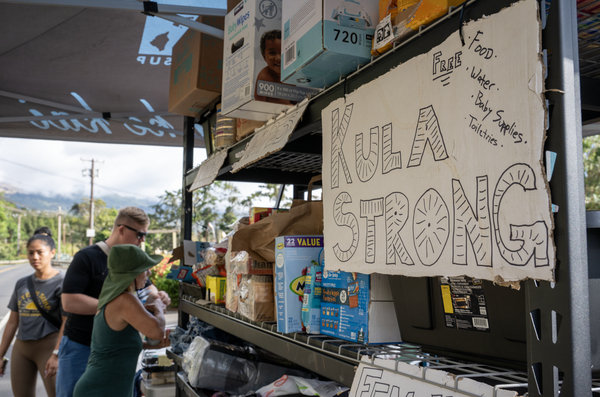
top-left (189, 150), bottom-right (228, 191)
top-left (231, 100), bottom-right (308, 173)
top-left (351, 356), bottom-right (518, 397)
top-left (373, 14), bottom-right (394, 50)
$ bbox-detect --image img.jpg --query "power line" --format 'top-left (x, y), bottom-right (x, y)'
top-left (0, 157), bottom-right (157, 200)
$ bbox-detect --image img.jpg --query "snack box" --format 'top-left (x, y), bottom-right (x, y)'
top-left (281, 0), bottom-right (378, 88)
top-left (222, 0), bottom-right (319, 121)
top-left (169, 16), bottom-right (224, 117)
top-left (275, 235), bottom-right (324, 333)
top-left (236, 118), bottom-right (266, 140)
top-left (238, 275), bottom-right (275, 322)
top-left (231, 251), bottom-right (274, 275)
top-left (206, 275), bottom-right (227, 304)
top-left (321, 270), bottom-right (402, 344)
top-left (301, 262), bottom-right (323, 334)
top-left (249, 207), bottom-right (289, 224)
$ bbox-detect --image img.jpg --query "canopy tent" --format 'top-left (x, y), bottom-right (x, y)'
top-left (0, 0), bottom-right (226, 147)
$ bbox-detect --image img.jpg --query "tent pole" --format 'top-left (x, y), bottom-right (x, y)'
top-left (181, 116), bottom-right (194, 243)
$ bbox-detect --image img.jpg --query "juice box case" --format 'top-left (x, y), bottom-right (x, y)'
top-left (222, 0), bottom-right (318, 121)
top-left (321, 269), bottom-right (402, 344)
top-left (301, 262), bottom-right (323, 334)
top-left (282, 0), bottom-right (378, 88)
top-left (275, 236), bottom-right (324, 333)
top-left (321, 270), bottom-right (370, 343)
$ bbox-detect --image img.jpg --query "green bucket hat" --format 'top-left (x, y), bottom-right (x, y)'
top-left (97, 244), bottom-right (163, 310)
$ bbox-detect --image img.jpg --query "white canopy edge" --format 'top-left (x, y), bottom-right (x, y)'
top-left (0, 90), bottom-right (186, 136)
top-left (0, 0), bottom-right (226, 16)
top-left (0, 0), bottom-right (226, 39)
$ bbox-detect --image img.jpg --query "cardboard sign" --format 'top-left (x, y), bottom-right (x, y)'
top-left (322, 0), bottom-right (553, 283)
top-left (189, 150), bottom-right (228, 191)
top-left (351, 356), bottom-right (517, 397)
top-left (231, 100), bottom-right (308, 173)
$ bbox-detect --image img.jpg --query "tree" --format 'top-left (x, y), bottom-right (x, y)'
top-left (584, 135), bottom-right (600, 210)
top-left (0, 195), bottom-right (19, 260)
top-left (148, 182), bottom-right (259, 252)
top-left (69, 198), bottom-right (117, 248)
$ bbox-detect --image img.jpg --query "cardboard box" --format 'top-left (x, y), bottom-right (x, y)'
top-left (168, 241), bottom-right (212, 266)
top-left (249, 207), bottom-right (289, 224)
top-left (321, 270), bottom-right (401, 344)
top-left (372, 0), bottom-right (464, 56)
top-left (206, 275), bottom-right (227, 304)
top-left (281, 0), bottom-right (378, 88)
top-left (169, 16), bottom-right (224, 117)
top-left (275, 235), bottom-right (324, 333)
top-left (236, 118), bottom-right (266, 140)
top-left (231, 251), bottom-right (274, 275)
top-left (222, 0), bottom-right (319, 121)
top-left (238, 275), bottom-right (275, 322)
top-left (301, 262), bottom-right (323, 334)
top-left (167, 241), bottom-right (211, 283)
top-left (227, 0), bottom-right (238, 12)
top-left (226, 273), bottom-right (241, 312)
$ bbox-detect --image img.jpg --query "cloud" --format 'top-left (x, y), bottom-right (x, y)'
top-left (0, 137), bottom-right (208, 202)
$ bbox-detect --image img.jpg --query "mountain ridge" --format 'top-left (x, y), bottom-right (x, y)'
top-left (0, 183), bottom-right (156, 214)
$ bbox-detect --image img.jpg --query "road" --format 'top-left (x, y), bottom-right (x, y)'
top-left (0, 262), bottom-right (51, 397)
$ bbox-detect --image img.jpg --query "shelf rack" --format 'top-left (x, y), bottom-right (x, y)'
top-left (179, 0), bottom-right (598, 395)
top-left (179, 297), bottom-right (533, 396)
top-left (177, 297), bottom-right (600, 396)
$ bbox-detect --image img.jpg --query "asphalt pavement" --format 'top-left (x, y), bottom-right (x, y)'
top-left (0, 263), bottom-right (50, 397)
top-left (0, 263), bottom-right (179, 397)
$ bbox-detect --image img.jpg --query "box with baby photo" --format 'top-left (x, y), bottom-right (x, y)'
top-left (222, 0), bottom-right (319, 121)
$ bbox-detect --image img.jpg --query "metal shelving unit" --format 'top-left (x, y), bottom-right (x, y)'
top-left (180, 297), bottom-right (534, 396)
top-left (179, 0), bottom-right (598, 395)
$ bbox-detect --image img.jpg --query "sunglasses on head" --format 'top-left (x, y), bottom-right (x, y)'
top-left (117, 224), bottom-right (147, 239)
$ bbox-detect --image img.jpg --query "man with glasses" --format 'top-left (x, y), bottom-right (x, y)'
top-left (56, 207), bottom-right (171, 397)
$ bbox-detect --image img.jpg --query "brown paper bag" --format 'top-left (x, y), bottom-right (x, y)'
top-left (231, 201), bottom-right (323, 262)
top-left (291, 175), bottom-right (322, 208)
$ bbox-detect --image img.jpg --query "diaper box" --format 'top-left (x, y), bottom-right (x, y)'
top-left (222, 0), bottom-right (319, 121)
top-left (281, 0), bottom-right (378, 88)
top-left (321, 271), bottom-right (402, 344)
top-left (275, 235), bottom-right (324, 333)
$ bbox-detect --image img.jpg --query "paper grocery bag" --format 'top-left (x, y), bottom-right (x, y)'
top-left (231, 201), bottom-right (323, 263)
top-left (291, 175), bottom-right (322, 208)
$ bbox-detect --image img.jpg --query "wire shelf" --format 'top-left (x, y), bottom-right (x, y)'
top-left (181, 298), bottom-right (535, 397)
top-left (244, 151), bottom-right (322, 174)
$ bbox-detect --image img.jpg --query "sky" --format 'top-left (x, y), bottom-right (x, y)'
top-left (0, 137), bottom-right (275, 208)
top-left (0, 137), bottom-right (205, 201)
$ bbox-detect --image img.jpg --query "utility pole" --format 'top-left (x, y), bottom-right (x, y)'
top-left (57, 206), bottom-right (62, 257)
top-left (82, 159), bottom-right (101, 246)
top-left (17, 214), bottom-right (21, 255)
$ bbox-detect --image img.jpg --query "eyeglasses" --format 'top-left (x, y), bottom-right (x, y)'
top-left (117, 224), bottom-right (147, 239)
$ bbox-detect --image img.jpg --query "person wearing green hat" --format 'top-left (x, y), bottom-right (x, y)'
top-left (71, 244), bottom-right (167, 397)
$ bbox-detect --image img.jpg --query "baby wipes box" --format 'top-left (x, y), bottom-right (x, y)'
top-left (222, 0), bottom-right (318, 121)
top-left (282, 0), bottom-right (378, 88)
top-left (275, 236), bottom-right (324, 333)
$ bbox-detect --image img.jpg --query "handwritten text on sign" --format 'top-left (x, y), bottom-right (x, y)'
top-left (351, 357), bottom-right (517, 397)
top-left (322, 0), bottom-right (552, 282)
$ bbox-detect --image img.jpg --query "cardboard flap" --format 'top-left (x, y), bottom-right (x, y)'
top-left (231, 100), bottom-right (309, 173)
top-left (189, 150), bottom-right (228, 191)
